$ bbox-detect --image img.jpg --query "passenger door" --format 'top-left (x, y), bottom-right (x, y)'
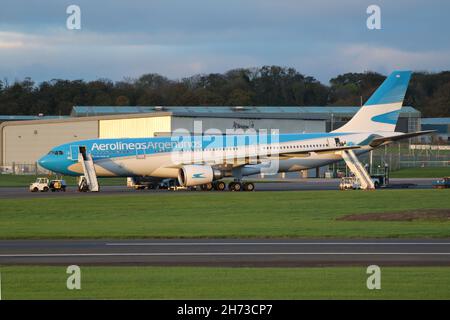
top-left (70, 145), bottom-right (79, 160)
top-left (327, 138), bottom-right (337, 148)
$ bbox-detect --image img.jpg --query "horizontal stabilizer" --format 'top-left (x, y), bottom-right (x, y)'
top-left (369, 130), bottom-right (436, 148)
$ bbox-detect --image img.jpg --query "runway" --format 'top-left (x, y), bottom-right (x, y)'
top-left (1, 239), bottom-right (449, 267)
top-left (0, 178), bottom-right (434, 199)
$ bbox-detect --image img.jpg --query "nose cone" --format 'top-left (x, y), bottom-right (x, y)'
top-left (38, 155), bottom-right (50, 170)
top-left (38, 154), bottom-right (72, 174)
top-left (38, 153), bottom-right (69, 175)
top-left (38, 155), bottom-right (60, 172)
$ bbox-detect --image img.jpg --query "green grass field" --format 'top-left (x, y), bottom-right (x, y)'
top-left (0, 174), bottom-right (126, 187)
top-left (0, 189), bottom-right (449, 239)
top-left (390, 167), bottom-right (450, 178)
top-left (1, 266), bottom-right (449, 299)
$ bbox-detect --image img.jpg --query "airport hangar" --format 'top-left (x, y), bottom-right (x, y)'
top-left (0, 106), bottom-right (421, 175)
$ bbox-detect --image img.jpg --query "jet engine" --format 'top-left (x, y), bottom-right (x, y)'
top-left (178, 165), bottom-right (223, 187)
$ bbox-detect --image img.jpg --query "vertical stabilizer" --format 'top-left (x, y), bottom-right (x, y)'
top-left (333, 71), bottom-right (412, 133)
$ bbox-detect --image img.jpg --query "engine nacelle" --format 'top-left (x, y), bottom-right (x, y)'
top-left (178, 165), bottom-right (222, 187)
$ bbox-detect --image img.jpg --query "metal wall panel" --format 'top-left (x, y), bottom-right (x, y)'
top-left (99, 116), bottom-right (172, 138)
top-left (1, 115), bottom-right (324, 166)
top-left (171, 117), bottom-right (325, 134)
top-left (3, 121), bottom-right (98, 165)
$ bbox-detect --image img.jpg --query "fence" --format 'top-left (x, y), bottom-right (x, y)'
top-left (373, 143), bottom-right (450, 171)
top-left (333, 142), bottom-right (450, 173)
top-left (0, 163), bottom-right (50, 175)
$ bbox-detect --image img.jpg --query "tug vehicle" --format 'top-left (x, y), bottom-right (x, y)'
top-left (30, 177), bottom-right (67, 192)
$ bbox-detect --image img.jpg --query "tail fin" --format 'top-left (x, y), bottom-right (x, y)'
top-left (333, 71), bottom-right (412, 133)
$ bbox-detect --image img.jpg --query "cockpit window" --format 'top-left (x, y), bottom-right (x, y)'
top-left (48, 150), bottom-right (64, 155)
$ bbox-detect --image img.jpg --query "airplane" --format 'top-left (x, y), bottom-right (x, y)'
top-left (38, 71), bottom-right (434, 191)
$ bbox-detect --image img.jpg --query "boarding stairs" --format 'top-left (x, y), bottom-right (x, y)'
top-left (78, 146), bottom-right (99, 192)
top-left (340, 150), bottom-right (375, 190)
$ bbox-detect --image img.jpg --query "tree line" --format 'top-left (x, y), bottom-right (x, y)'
top-left (1, 66), bottom-right (449, 117)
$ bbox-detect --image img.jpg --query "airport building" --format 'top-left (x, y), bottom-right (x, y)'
top-left (421, 117), bottom-right (450, 143)
top-left (1, 106), bottom-right (421, 171)
top-left (70, 106), bottom-right (421, 134)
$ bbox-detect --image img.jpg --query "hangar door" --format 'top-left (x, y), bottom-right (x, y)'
top-left (99, 116), bottom-right (171, 138)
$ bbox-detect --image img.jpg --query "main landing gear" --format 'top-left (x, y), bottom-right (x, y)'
top-left (200, 183), bottom-right (214, 191)
top-left (228, 181), bottom-right (255, 192)
top-left (214, 181), bottom-right (227, 191)
top-left (199, 181), bottom-right (255, 192)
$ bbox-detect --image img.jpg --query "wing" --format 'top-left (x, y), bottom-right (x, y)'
top-left (168, 145), bottom-right (362, 168)
top-left (279, 145), bottom-right (360, 158)
top-left (369, 130), bottom-right (436, 148)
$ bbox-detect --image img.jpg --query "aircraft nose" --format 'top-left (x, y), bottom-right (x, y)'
top-left (38, 155), bottom-right (50, 169)
top-left (38, 154), bottom-right (66, 174)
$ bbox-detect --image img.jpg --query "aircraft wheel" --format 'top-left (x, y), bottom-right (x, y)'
top-left (217, 181), bottom-right (226, 191)
top-left (243, 182), bottom-right (255, 192)
top-left (213, 181), bottom-right (225, 191)
top-left (230, 182), bottom-right (242, 192)
top-left (203, 183), bottom-right (214, 191)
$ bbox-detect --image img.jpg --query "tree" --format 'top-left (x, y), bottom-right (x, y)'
top-left (227, 88), bottom-right (253, 106)
top-left (0, 68), bottom-right (449, 117)
top-left (115, 95), bottom-right (130, 106)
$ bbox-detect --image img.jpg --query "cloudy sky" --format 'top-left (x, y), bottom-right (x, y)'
top-left (0, 0), bottom-right (449, 83)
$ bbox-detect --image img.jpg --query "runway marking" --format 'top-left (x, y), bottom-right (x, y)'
top-left (1, 252), bottom-right (450, 258)
top-left (106, 242), bottom-right (450, 246)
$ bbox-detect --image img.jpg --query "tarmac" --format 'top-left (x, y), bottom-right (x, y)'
top-left (0, 178), bottom-right (435, 199)
top-left (0, 239), bottom-right (449, 267)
